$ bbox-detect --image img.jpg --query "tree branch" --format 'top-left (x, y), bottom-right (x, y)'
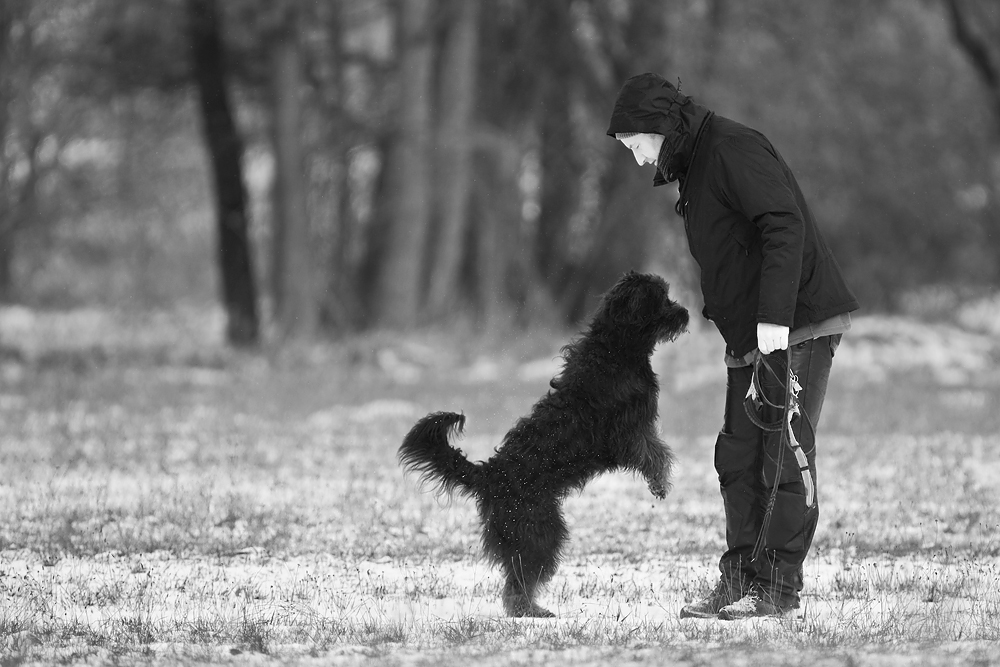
top-left (945, 0), bottom-right (999, 92)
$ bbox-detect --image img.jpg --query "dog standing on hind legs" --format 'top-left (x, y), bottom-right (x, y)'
top-left (398, 271), bottom-right (689, 617)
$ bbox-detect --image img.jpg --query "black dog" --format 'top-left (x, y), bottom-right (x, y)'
top-left (398, 272), bottom-right (689, 617)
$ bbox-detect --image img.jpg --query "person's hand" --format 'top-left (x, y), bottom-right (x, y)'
top-left (757, 323), bottom-right (789, 355)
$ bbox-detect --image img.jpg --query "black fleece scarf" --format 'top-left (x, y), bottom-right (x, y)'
top-left (606, 73), bottom-right (714, 186)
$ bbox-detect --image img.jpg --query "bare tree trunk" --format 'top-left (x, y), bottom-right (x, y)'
top-left (185, 0), bottom-right (259, 346)
top-left (427, 0), bottom-right (480, 317)
top-left (532, 1), bottom-right (581, 320)
top-left (373, 0), bottom-right (435, 327)
top-left (945, 0), bottom-right (1000, 124)
top-left (555, 0), bottom-right (678, 321)
top-left (0, 0), bottom-right (24, 303)
top-left (945, 0), bottom-right (1000, 276)
top-left (0, 133), bottom-right (41, 304)
top-left (702, 0), bottom-right (729, 81)
top-left (314, 0), bottom-right (358, 332)
top-left (270, 10), bottom-right (317, 341)
top-left (469, 127), bottom-right (523, 329)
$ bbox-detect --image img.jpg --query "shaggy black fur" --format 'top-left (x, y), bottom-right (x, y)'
top-left (398, 272), bottom-right (689, 617)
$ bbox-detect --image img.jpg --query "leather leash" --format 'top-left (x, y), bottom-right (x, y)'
top-left (744, 347), bottom-right (816, 562)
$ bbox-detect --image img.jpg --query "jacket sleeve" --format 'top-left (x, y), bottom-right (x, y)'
top-left (716, 135), bottom-right (804, 328)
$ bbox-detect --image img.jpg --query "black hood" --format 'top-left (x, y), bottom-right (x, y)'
top-left (607, 73), bottom-right (713, 185)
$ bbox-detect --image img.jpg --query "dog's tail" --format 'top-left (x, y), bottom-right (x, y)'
top-left (398, 412), bottom-right (483, 498)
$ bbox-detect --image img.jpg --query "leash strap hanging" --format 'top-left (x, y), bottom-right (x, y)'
top-left (744, 347), bottom-right (816, 563)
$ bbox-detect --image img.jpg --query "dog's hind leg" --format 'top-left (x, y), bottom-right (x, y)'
top-left (483, 497), bottom-right (566, 617)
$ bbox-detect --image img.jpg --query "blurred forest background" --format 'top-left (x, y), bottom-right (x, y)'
top-left (1, 0), bottom-right (999, 347)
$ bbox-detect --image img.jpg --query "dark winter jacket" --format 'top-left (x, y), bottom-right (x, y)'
top-left (607, 73), bottom-right (859, 359)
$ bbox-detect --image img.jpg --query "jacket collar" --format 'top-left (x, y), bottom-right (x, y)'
top-left (653, 104), bottom-right (714, 187)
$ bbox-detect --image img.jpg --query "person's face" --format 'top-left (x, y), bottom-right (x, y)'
top-left (619, 133), bottom-right (665, 166)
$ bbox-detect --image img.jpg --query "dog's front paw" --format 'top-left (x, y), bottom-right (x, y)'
top-left (647, 476), bottom-right (667, 500)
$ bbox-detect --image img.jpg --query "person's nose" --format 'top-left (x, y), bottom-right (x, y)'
top-left (632, 148), bottom-right (645, 165)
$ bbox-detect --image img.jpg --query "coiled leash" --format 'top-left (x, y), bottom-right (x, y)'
top-left (743, 347), bottom-right (816, 562)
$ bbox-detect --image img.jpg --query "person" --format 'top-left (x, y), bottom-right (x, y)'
top-left (607, 73), bottom-right (859, 620)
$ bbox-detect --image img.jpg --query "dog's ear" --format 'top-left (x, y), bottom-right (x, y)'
top-left (594, 272), bottom-right (681, 335)
top-left (597, 272), bottom-right (649, 326)
top-left (603, 273), bottom-right (689, 340)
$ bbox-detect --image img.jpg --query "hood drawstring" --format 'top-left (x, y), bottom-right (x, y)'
top-left (673, 110), bottom-right (714, 220)
top-left (653, 98), bottom-right (692, 184)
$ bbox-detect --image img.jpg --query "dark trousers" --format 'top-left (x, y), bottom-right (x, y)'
top-left (714, 335), bottom-right (839, 606)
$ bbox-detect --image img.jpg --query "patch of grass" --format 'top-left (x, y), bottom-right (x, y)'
top-left (436, 616), bottom-right (492, 644)
top-left (110, 615), bottom-right (156, 645)
top-left (360, 618), bottom-right (407, 646)
top-left (1, 324), bottom-right (1000, 664)
top-left (187, 618), bottom-right (226, 644)
top-left (235, 614), bottom-right (272, 655)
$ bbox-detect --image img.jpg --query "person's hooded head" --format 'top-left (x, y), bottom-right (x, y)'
top-left (606, 73), bottom-right (713, 186)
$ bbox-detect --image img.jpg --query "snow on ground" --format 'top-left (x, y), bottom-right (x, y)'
top-left (9, 548), bottom-right (995, 645)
